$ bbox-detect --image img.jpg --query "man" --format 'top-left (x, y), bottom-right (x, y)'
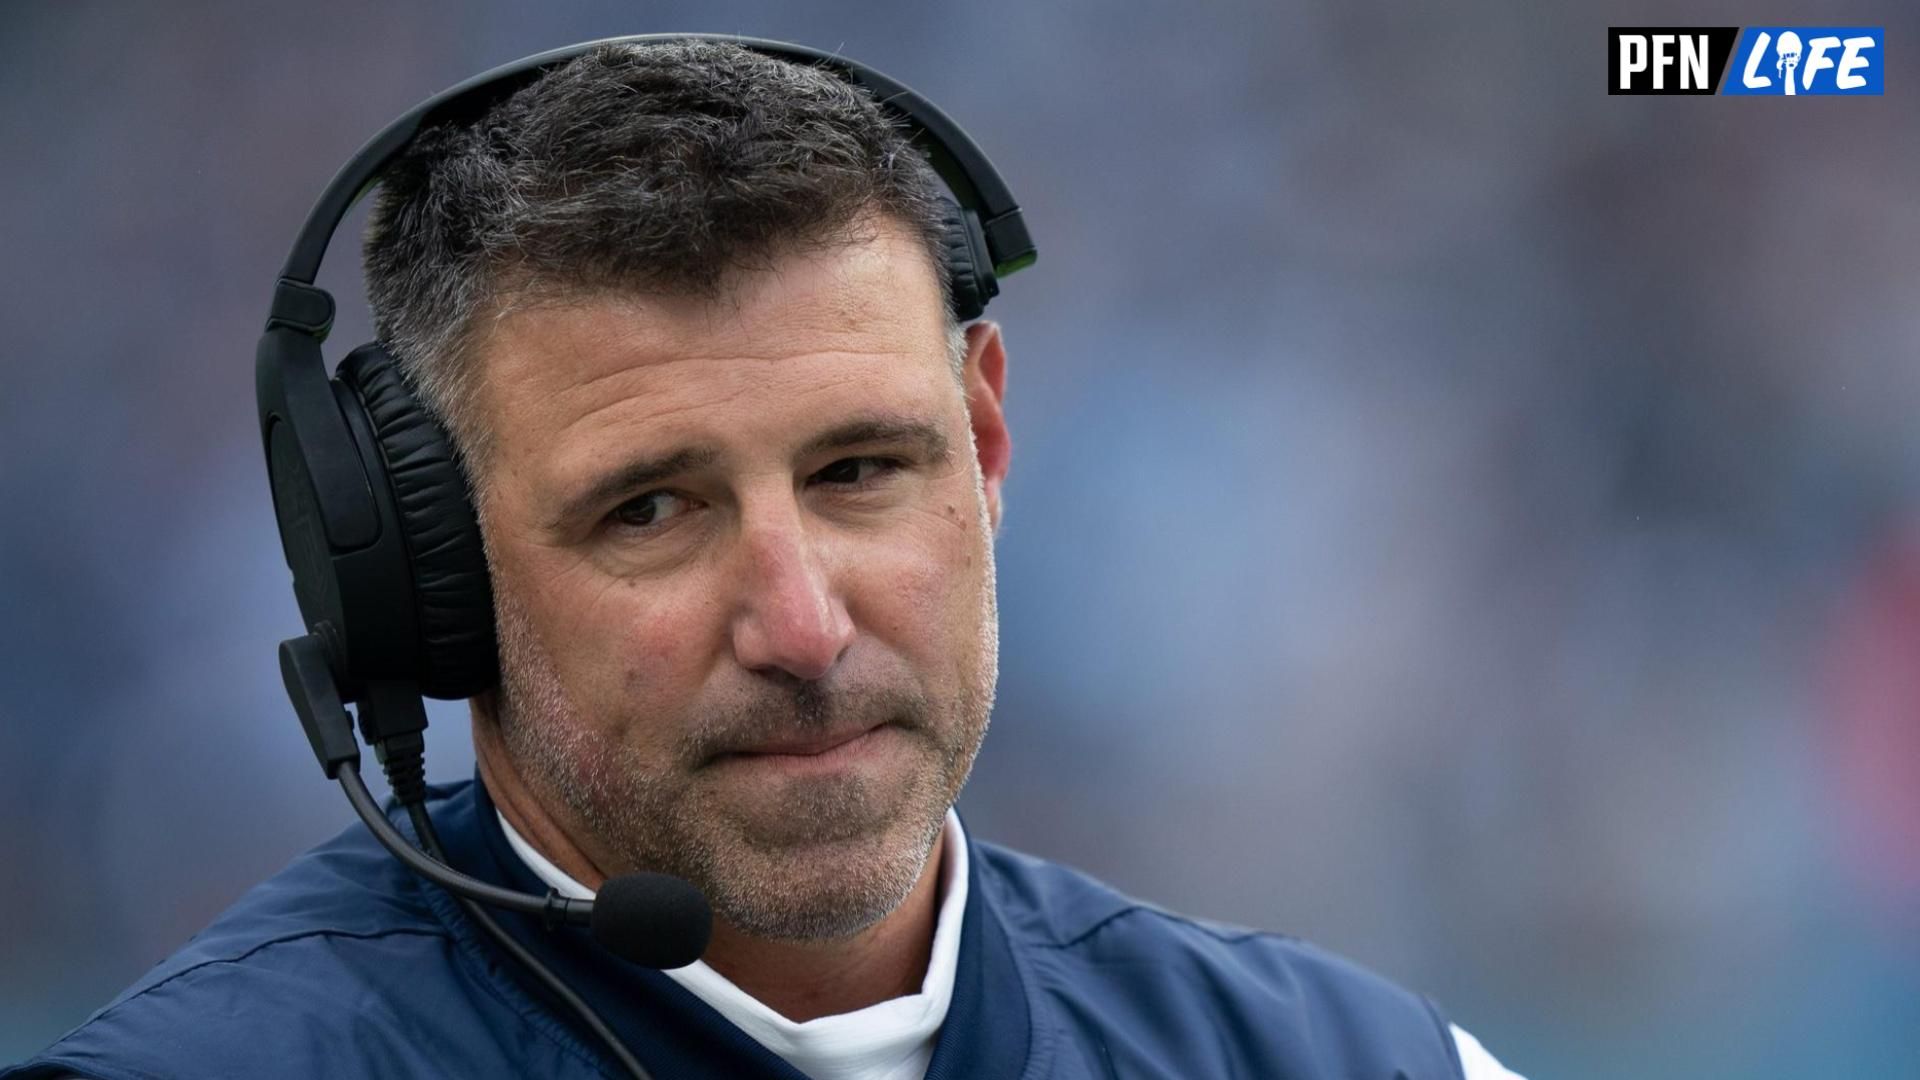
top-left (7, 40), bottom-right (1523, 1079)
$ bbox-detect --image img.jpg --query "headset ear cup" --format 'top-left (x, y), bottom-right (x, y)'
top-left (936, 198), bottom-right (998, 323)
top-left (339, 344), bottom-right (498, 699)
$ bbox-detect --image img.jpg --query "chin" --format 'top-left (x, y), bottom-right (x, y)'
top-left (697, 807), bottom-right (947, 943)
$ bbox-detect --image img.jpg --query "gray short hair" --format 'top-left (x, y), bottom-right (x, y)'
top-left (362, 40), bottom-right (967, 474)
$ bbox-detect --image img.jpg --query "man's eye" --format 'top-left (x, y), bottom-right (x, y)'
top-left (611, 491), bottom-right (692, 530)
top-left (812, 457), bottom-right (902, 487)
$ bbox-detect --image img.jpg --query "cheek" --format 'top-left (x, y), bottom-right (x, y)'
top-left (612, 592), bottom-right (720, 695)
top-left (852, 507), bottom-right (988, 664)
top-left (528, 572), bottom-right (720, 724)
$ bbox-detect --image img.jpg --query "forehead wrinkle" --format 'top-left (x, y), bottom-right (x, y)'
top-left (540, 350), bottom-right (903, 474)
top-left (478, 231), bottom-right (942, 424)
top-left (551, 368), bottom-right (757, 449)
top-left (515, 322), bottom-right (926, 414)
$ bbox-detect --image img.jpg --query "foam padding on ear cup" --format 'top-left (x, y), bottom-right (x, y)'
top-left (339, 344), bottom-right (499, 698)
top-left (936, 199), bottom-right (996, 323)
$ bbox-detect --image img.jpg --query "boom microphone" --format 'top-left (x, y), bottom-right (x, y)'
top-left (592, 875), bottom-right (715, 970)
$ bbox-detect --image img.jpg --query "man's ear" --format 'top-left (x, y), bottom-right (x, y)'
top-left (962, 321), bottom-right (1011, 532)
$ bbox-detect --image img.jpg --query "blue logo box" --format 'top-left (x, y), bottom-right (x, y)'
top-left (1721, 27), bottom-right (1883, 95)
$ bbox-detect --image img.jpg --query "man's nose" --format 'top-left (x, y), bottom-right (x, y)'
top-left (727, 508), bottom-right (855, 682)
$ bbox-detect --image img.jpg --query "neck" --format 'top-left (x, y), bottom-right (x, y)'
top-left (472, 705), bottom-right (946, 1021)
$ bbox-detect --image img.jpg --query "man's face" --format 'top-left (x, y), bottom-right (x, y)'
top-left (466, 214), bottom-right (1006, 942)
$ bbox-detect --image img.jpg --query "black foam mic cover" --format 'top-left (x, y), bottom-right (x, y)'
top-left (590, 873), bottom-right (713, 969)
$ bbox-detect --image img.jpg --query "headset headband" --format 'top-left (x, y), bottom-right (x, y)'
top-left (265, 32), bottom-right (1037, 342)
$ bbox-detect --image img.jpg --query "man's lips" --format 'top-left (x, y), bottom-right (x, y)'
top-left (723, 721), bottom-right (890, 759)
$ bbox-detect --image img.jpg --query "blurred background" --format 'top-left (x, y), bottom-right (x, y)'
top-left (4, 1), bottom-right (1919, 1075)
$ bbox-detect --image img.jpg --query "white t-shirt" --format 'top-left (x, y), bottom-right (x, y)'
top-left (501, 812), bottom-right (1526, 1080)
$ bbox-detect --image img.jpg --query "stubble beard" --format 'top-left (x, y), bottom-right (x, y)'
top-left (488, 468), bottom-right (999, 943)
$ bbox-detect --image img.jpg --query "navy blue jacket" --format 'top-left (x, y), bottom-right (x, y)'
top-left (7, 778), bottom-right (1465, 1079)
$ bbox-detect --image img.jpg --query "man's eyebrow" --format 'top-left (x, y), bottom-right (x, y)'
top-left (550, 446), bottom-right (720, 529)
top-left (799, 415), bottom-right (951, 463)
top-left (548, 415), bottom-right (951, 529)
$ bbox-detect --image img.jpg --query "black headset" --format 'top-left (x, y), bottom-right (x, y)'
top-left (258, 31), bottom-right (1036, 715)
top-left (258, 34), bottom-right (1035, 1080)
